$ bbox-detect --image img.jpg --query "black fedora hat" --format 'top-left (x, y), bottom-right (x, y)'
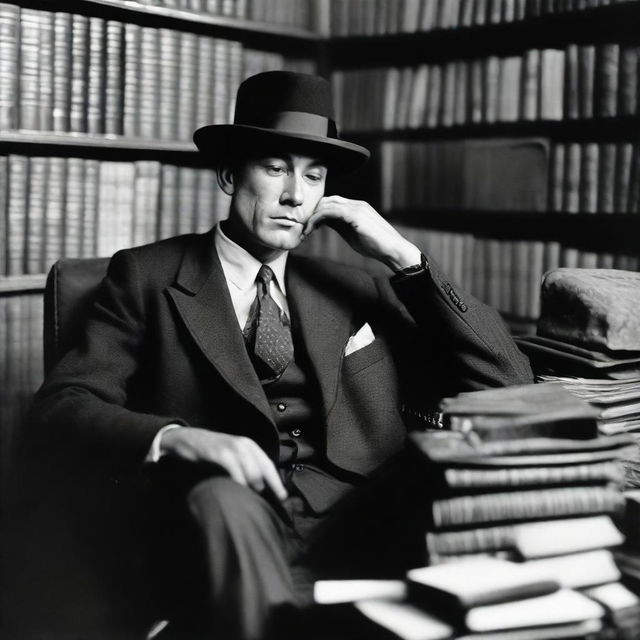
top-left (193, 71), bottom-right (370, 175)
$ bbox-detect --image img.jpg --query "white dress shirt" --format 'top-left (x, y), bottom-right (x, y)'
top-left (147, 223), bottom-right (290, 462)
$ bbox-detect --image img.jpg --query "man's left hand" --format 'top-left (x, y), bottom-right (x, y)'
top-left (303, 196), bottom-right (421, 271)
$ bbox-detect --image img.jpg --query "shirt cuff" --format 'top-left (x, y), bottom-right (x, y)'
top-left (145, 423), bottom-right (182, 463)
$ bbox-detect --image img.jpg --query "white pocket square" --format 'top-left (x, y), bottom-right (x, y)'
top-left (344, 322), bottom-right (375, 356)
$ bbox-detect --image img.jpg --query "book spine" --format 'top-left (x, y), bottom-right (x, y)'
top-left (69, 14), bottom-right (89, 132)
top-left (123, 23), bottom-right (140, 137)
top-left (176, 167), bottom-right (197, 234)
top-left (44, 157), bottom-right (66, 270)
top-left (82, 159), bottom-right (99, 257)
top-left (7, 155), bottom-right (28, 275)
top-left (195, 36), bottom-right (215, 131)
top-left (18, 9), bottom-right (41, 130)
top-left (431, 486), bottom-right (625, 528)
top-left (595, 43), bottom-right (619, 118)
top-left (104, 21), bottom-right (124, 135)
top-left (25, 156), bottom-right (48, 274)
top-left (138, 27), bottom-right (159, 138)
top-left (0, 3), bottom-right (20, 130)
top-left (0, 156), bottom-right (7, 275)
top-left (38, 11), bottom-right (54, 131)
top-left (64, 157), bottom-right (84, 259)
top-left (213, 39), bottom-right (230, 124)
top-left (52, 13), bottom-right (71, 132)
top-left (443, 460), bottom-right (625, 490)
top-left (158, 164), bottom-right (178, 240)
top-left (618, 46), bottom-right (638, 116)
top-left (87, 17), bottom-right (105, 134)
top-left (177, 31), bottom-right (198, 141)
top-left (597, 143), bottom-right (616, 213)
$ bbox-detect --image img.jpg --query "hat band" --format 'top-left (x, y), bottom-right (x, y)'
top-left (239, 110), bottom-right (333, 138)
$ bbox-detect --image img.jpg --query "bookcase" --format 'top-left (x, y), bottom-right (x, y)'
top-left (0, 0), bottom-right (327, 510)
top-left (298, 0), bottom-right (640, 337)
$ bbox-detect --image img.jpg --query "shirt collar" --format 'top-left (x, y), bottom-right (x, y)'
top-left (214, 223), bottom-right (288, 294)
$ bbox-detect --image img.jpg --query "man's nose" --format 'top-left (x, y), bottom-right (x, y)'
top-left (280, 172), bottom-right (304, 207)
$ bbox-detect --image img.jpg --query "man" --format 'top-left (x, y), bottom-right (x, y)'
top-left (32, 72), bottom-right (533, 639)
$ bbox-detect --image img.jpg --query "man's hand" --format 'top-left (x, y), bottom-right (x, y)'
top-left (303, 196), bottom-right (422, 271)
top-left (160, 427), bottom-right (288, 501)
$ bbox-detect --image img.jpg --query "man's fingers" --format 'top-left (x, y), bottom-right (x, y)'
top-left (249, 443), bottom-right (288, 501)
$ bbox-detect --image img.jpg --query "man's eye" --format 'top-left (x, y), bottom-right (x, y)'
top-left (306, 173), bottom-right (323, 182)
top-left (266, 165), bottom-right (286, 175)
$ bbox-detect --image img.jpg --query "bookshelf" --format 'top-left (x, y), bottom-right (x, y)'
top-left (0, 0), bottom-right (325, 546)
top-left (309, 0), bottom-right (640, 333)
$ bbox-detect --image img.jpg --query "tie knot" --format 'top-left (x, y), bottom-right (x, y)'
top-left (257, 265), bottom-right (274, 288)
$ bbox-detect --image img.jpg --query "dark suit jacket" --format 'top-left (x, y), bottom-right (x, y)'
top-left (32, 229), bottom-right (533, 480)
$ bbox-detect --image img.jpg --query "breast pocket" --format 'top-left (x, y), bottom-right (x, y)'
top-left (342, 339), bottom-right (387, 376)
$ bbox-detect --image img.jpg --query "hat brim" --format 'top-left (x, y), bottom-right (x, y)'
top-left (193, 124), bottom-right (370, 176)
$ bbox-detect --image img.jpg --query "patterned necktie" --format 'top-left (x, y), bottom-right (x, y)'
top-left (243, 265), bottom-right (294, 381)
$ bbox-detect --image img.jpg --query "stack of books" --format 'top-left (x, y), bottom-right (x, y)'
top-left (302, 384), bottom-right (640, 639)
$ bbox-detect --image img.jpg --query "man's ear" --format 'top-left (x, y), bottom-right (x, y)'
top-left (217, 164), bottom-right (234, 196)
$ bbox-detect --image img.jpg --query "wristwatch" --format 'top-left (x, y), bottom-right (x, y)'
top-left (392, 252), bottom-right (429, 278)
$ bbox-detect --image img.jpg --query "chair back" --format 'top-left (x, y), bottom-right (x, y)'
top-left (44, 257), bottom-right (110, 374)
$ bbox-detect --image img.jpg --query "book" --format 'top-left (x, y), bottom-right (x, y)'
top-left (313, 580), bottom-right (406, 604)
top-left (462, 589), bottom-right (603, 633)
top-left (87, 17), bottom-right (105, 134)
top-left (104, 20), bottom-right (123, 135)
top-left (0, 155), bottom-right (7, 275)
top-left (177, 31), bottom-right (198, 141)
top-left (44, 157), bottom-right (66, 270)
top-left (407, 557), bottom-right (559, 614)
top-left (82, 160), bottom-right (99, 258)
top-left (18, 9), bottom-right (40, 131)
top-left (426, 515), bottom-right (624, 557)
top-left (595, 43), bottom-right (619, 118)
top-left (0, 2), bottom-right (19, 130)
top-left (64, 157), bottom-right (84, 259)
top-left (123, 22), bottom-right (140, 137)
top-left (431, 485), bottom-right (625, 528)
top-left (69, 14), bottom-right (88, 132)
top-left (138, 26), bottom-right (159, 138)
top-left (37, 10), bottom-right (54, 130)
top-left (6, 155), bottom-right (28, 276)
top-left (25, 156), bottom-right (47, 275)
top-left (524, 549), bottom-right (620, 589)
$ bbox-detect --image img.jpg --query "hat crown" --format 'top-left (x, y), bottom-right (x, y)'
top-left (234, 71), bottom-right (336, 134)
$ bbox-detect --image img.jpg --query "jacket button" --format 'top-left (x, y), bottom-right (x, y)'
top-left (460, 303), bottom-right (468, 312)
top-left (294, 464), bottom-right (305, 471)
top-left (290, 428), bottom-right (302, 437)
top-left (276, 402), bottom-right (287, 412)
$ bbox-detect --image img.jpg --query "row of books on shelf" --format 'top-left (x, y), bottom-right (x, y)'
top-left (0, 4), bottom-right (314, 138)
top-left (328, 0), bottom-right (633, 35)
top-left (133, 0), bottom-right (315, 30)
top-left (334, 44), bottom-right (637, 131)
top-left (0, 155), bottom-right (231, 277)
top-left (380, 138), bottom-right (640, 214)
top-left (298, 224), bottom-right (640, 320)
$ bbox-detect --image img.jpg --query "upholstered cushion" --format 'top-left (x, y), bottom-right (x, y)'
top-left (44, 257), bottom-right (110, 374)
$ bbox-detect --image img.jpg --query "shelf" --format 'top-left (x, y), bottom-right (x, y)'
top-left (343, 117), bottom-right (640, 144)
top-left (0, 274), bottom-right (47, 294)
top-left (329, 2), bottom-right (640, 68)
top-left (0, 131), bottom-right (211, 162)
top-left (13, 0), bottom-right (320, 52)
top-left (386, 209), bottom-right (640, 253)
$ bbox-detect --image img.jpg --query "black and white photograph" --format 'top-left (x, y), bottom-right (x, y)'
top-left (1, 1), bottom-right (640, 638)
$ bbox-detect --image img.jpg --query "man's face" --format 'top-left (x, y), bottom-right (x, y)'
top-left (226, 152), bottom-right (327, 261)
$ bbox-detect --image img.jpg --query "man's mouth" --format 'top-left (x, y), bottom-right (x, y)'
top-left (272, 217), bottom-right (302, 227)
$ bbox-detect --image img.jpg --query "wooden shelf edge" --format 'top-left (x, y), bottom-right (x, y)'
top-left (0, 274), bottom-right (47, 294)
top-left (0, 131), bottom-right (198, 152)
top-left (342, 117), bottom-right (640, 143)
top-left (15, 0), bottom-right (320, 41)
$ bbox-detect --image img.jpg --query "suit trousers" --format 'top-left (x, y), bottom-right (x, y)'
top-left (145, 453), bottom-right (429, 640)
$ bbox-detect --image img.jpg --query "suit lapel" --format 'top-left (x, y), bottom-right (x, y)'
top-left (287, 256), bottom-right (354, 419)
top-left (166, 231), bottom-right (275, 427)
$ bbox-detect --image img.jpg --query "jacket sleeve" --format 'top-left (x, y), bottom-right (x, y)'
top-left (387, 253), bottom-right (534, 395)
top-left (30, 250), bottom-right (185, 467)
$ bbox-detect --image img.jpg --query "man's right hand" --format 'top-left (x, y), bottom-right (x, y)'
top-left (160, 427), bottom-right (288, 501)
